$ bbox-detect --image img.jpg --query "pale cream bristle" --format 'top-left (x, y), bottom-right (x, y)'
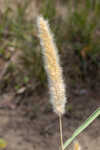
top-left (37, 16), bottom-right (67, 116)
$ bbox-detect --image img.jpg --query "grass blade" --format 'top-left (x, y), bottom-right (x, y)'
top-left (63, 107), bottom-right (100, 149)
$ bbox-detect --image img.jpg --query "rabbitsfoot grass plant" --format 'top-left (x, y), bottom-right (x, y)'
top-left (37, 16), bottom-right (67, 150)
top-left (37, 16), bottom-right (100, 150)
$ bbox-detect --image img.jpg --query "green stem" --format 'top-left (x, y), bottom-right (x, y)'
top-left (63, 107), bottom-right (100, 149)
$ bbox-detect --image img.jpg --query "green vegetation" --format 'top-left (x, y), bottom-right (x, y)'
top-left (67, 1), bottom-right (100, 61)
top-left (40, 0), bottom-right (100, 85)
top-left (0, 0), bottom-right (100, 90)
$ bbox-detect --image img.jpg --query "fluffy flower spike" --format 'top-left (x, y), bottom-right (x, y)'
top-left (37, 16), bottom-right (67, 116)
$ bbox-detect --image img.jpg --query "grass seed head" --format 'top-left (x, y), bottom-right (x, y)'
top-left (37, 16), bottom-right (67, 116)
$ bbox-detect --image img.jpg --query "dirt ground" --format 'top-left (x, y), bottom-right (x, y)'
top-left (0, 87), bottom-right (100, 150)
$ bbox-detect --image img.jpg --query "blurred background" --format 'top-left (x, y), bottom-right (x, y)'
top-left (0, 0), bottom-right (100, 150)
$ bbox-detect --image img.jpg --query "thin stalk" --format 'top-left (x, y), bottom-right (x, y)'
top-left (59, 115), bottom-right (64, 150)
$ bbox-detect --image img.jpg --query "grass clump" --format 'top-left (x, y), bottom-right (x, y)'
top-left (40, 0), bottom-right (100, 87)
top-left (0, 0), bottom-right (100, 90)
top-left (0, 0), bottom-right (47, 91)
top-left (65, 1), bottom-right (100, 82)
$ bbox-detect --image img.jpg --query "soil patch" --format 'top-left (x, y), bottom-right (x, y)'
top-left (0, 88), bottom-right (100, 150)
